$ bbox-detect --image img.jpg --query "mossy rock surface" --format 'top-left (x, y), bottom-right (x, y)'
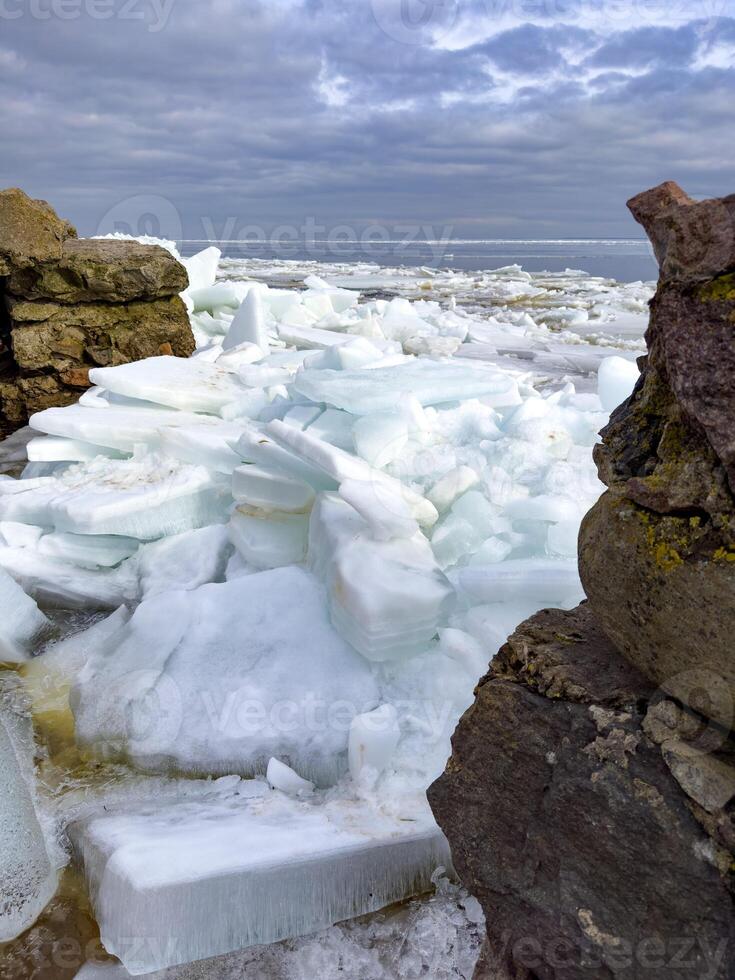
top-left (580, 491), bottom-right (735, 728)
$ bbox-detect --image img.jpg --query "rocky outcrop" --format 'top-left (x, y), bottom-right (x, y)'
top-left (429, 604), bottom-right (735, 979)
top-left (580, 183), bottom-right (735, 727)
top-left (429, 182), bottom-right (735, 979)
top-left (0, 189), bottom-right (193, 434)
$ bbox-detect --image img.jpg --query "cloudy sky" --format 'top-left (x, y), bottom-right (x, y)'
top-left (2, 0), bottom-right (734, 240)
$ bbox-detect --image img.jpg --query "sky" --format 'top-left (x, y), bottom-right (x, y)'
top-left (1, 0), bottom-right (734, 241)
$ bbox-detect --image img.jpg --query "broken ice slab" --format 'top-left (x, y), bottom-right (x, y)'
top-left (71, 566), bottom-right (378, 785)
top-left (137, 526), bottom-right (232, 600)
top-left (30, 404), bottom-right (233, 455)
top-left (266, 420), bottom-right (438, 528)
top-left (38, 531), bottom-right (139, 569)
top-left (27, 436), bottom-right (126, 464)
top-left (309, 494), bottom-right (454, 662)
top-left (70, 790), bottom-right (449, 976)
top-left (0, 565), bottom-right (50, 661)
top-left (157, 420), bottom-right (246, 474)
top-left (454, 558), bottom-right (583, 606)
top-left (231, 464), bottom-right (315, 513)
top-left (0, 545), bottom-right (139, 610)
top-left (276, 321), bottom-right (356, 350)
top-left (88, 357), bottom-right (249, 415)
top-left (0, 707), bottom-right (58, 941)
top-left (292, 360), bottom-right (516, 415)
top-left (0, 453), bottom-right (231, 541)
top-left (228, 507), bottom-right (309, 569)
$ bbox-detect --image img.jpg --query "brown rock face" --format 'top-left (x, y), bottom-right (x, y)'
top-left (0, 188), bottom-right (77, 275)
top-left (580, 182), bottom-right (735, 725)
top-left (0, 189), bottom-right (193, 434)
top-left (428, 605), bottom-right (735, 980)
top-left (7, 238), bottom-right (188, 304)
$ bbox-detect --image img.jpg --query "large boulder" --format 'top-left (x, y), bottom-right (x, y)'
top-left (0, 188), bottom-right (76, 275)
top-left (0, 188), bottom-right (194, 433)
top-left (6, 238), bottom-right (188, 304)
top-left (429, 604), bottom-right (735, 980)
top-left (580, 182), bottom-right (735, 726)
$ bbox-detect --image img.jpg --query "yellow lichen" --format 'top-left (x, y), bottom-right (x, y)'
top-left (699, 273), bottom-right (735, 303)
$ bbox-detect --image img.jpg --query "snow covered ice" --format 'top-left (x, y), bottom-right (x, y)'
top-left (0, 242), bottom-right (649, 973)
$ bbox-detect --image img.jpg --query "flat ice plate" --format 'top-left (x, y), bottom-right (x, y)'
top-left (70, 787), bottom-right (450, 976)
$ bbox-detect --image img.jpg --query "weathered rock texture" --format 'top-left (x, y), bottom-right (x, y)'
top-left (581, 182), bottom-right (735, 728)
top-left (0, 188), bottom-right (193, 434)
top-left (429, 604), bottom-right (735, 979)
top-left (430, 183), bottom-right (735, 979)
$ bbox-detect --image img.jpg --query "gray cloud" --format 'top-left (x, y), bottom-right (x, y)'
top-left (0, 0), bottom-right (733, 239)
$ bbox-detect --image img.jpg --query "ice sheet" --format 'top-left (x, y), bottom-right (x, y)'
top-left (293, 361), bottom-right (516, 415)
top-left (70, 789), bottom-right (449, 975)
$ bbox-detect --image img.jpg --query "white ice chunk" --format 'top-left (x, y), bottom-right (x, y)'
top-left (0, 453), bottom-right (230, 541)
top-left (0, 547), bottom-right (139, 610)
top-left (352, 412), bottom-right (408, 469)
top-left (277, 323), bottom-right (355, 350)
top-left (0, 521), bottom-right (44, 548)
top-left (26, 436), bottom-right (124, 464)
top-left (216, 341), bottom-right (265, 371)
top-left (308, 494), bottom-right (453, 661)
top-left (223, 289), bottom-right (269, 353)
top-left (306, 408), bottom-right (354, 450)
top-left (266, 758), bottom-right (314, 797)
top-left (70, 791), bottom-right (448, 975)
top-left (455, 559), bottom-right (582, 605)
top-left (189, 283), bottom-right (240, 314)
top-left (436, 628), bottom-right (488, 680)
top-left (229, 508), bottom-right (309, 569)
top-left (71, 567), bottom-right (378, 785)
top-left (232, 426), bottom-right (337, 492)
top-left (427, 467), bottom-right (480, 513)
top-left (293, 361), bottom-right (515, 415)
top-left (31, 404), bottom-right (229, 455)
top-left (137, 526), bottom-right (232, 599)
top-left (232, 465), bottom-right (315, 514)
top-left (597, 355), bottom-right (640, 412)
top-left (266, 420), bottom-right (438, 528)
top-left (348, 704), bottom-right (400, 781)
top-left (158, 420), bottom-right (245, 474)
top-left (182, 246), bottom-right (220, 293)
top-left (38, 532), bottom-right (138, 569)
top-left (0, 566), bottom-right (50, 661)
top-left (339, 479), bottom-right (418, 541)
top-left (89, 357), bottom-right (247, 415)
top-left (0, 708), bottom-right (57, 940)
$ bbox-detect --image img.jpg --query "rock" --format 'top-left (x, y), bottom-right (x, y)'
top-left (580, 182), bottom-right (735, 725)
top-left (0, 188), bottom-right (76, 276)
top-left (9, 297), bottom-right (194, 372)
top-left (0, 188), bottom-right (194, 433)
top-left (6, 238), bottom-right (188, 304)
top-left (628, 181), bottom-right (735, 284)
top-left (428, 604), bottom-right (735, 980)
top-left (579, 492), bottom-right (735, 729)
